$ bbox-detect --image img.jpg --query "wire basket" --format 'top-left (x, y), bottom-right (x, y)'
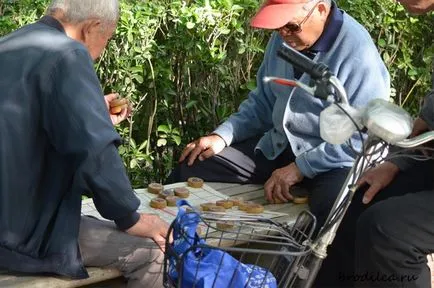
top-left (163, 206), bottom-right (316, 288)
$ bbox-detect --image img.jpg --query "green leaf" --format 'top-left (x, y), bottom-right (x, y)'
top-left (186, 22), bottom-right (195, 29)
top-left (157, 125), bottom-right (171, 133)
top-left (378, 38), bottom-right (386, 47)
top-left (171, 135), bottom-right (182, 146)
top-left (130, 159), bottom-right (138, 169)
top-left (157, 138), bottom-right (167, 147)
top-left (246, 81), bottom-right (257, 91)
top-left (185, 100), bottom-right (198, 109)
top-left (220, 28), bottom-right (231, 35)
top-left (138, 140), bottom-right (148, 151)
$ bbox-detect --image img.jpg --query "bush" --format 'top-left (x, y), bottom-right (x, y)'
top-left (1, 0), bottom-right (432, 186)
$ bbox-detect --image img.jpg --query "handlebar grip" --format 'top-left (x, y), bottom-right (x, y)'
top-left (277, 42), bottom-right (330, 81)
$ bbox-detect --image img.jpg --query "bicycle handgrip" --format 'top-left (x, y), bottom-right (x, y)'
top-left (277, 42), bottom-right (329, 81)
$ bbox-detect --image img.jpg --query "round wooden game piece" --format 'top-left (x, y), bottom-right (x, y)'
top-left (110, 104), bottom-right (127, 114)
top-left (150, 198), bottom-right (167, 209)
top-left (158, 189), bottom-right (174, 199)
top-left (238, 201), bottom-right (255, 211)
top-left (272, 198), bottom-right (285, 204)
top-left (216, 221), bottom-right (235, 230)
top-left (110, 98), bottom-right (128, 108)
top-left (208, 205), bottom-right (226, 213)
top-left (200, 203), bottom-right (216, 211)
top-left (187, 177), bottom-right (204, 188)
top-left (174, 187), bottom-right (190, 198)
top-left (148, 183), bottom-right (163, 194)
top-left (166, 196), bottom-right (179, 207)
top-left (246, 204), bottom-right (264, 214)
top-left (229, 197), bottom-right (243, 206)
top-left (293, 197), bottom-right (309, 204)
top-left (109, 98), bottom-right (128, 114)
top-left (216, 200), bottom-right (234, 209)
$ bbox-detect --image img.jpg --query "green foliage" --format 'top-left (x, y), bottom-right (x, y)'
top-left (1, 0), bottom-right (432, 186)
top-left (338, 0), bottom-right (433, 115)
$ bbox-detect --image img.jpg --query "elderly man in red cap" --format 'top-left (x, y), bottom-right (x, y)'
top-left (168, 0), bottom-right (390, 233)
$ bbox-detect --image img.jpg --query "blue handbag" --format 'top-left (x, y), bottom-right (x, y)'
top-left (168, 200), bottom-right (277, 288)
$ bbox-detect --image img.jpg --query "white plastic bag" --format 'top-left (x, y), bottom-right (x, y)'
top-left (320, 103), bottom-right (362, 145)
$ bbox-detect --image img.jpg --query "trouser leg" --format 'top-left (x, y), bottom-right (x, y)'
top-left (355, 189), bottom-right (434, 288)
top-left (314, 160), bottom-right (434, 287)
top-left (166, 137), bottom-right (295, 184)
top-left (303, 167), bottom-right (351, 231)
top-left (78, 216), bottom-right (164, 288)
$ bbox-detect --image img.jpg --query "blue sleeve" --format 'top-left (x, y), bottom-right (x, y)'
top-left (296, 45), bottom-right (391, 178)
top-left (213, 35), bottom-right (278, 145)
top-left (44, 48), bottom-right (140, 230)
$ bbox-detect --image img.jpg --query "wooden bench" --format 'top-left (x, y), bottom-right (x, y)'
top-left (0, 182), bottom-right (307, 288)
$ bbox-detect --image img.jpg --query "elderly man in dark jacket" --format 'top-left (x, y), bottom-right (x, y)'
top-left (0, 1), bottom-right (167, 287)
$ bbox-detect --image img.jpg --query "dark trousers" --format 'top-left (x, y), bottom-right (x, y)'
top-left (315, 160), bottom-right (434, 287)
top-left (166, 137), bottom-right (351, 229)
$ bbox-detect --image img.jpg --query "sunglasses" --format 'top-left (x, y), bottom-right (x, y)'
top-left (277, 1), bottom-right (321, 34)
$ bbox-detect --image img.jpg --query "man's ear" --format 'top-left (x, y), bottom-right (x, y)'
top-left (317, 2), bottom-right (329, 20)
top-left (81, 19), bottom-right (102, 42)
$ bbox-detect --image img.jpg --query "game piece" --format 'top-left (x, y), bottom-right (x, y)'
top-left (166, 196), bottom-right (179, 207)
top-left (200, 203), bottom-right (216, 211)
top-left (216, 221), bottom-right (235, 230)
top-left (174, 187), bottom-right (190, 198)
top-left (208, 205), bottom-right (226, 212)
top-left (150, 198), bottom-right (167, 209)
top-left (216, 200), bottom-right (234, 209)
top-left (109, 98), bottom-right (128, 114)
top-left (246, 204), bottom-right (264, 214)
top-left (290, 186), bottom-right (309, 205)
top-left (148, 183), bottom-right (163, 194)
top-left (187, 177), bottom-right (204, 188)
top-left (238, 201), bottom-right (255, 211)
top-left (272, 198), bottom-right (285, 204)
top-left (159, 189), bottom-right (174, 199)
top-left (293, 197), bottom-right (309, 204)
top-left (229, 197), bottom-right (243, 206)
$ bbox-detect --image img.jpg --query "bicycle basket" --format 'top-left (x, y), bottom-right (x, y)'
top-left (163, 200), bottom-right (316, 288)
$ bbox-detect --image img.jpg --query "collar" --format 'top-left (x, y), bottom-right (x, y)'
top-left (308, 1), bottom-right (343, 53)
top-left (38, 15), bottom-right (66, 34)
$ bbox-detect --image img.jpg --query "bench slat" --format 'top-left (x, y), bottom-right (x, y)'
top-left (0, 268), bottom-right (121, 288)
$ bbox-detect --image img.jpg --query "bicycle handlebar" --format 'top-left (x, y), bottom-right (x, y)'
top-left (277, 42), bottom-right (330, 81)
top-left (394, 130), bottom-right (434, 148)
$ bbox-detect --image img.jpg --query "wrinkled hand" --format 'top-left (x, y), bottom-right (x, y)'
top-left (356, 161), bottom-right (400, 205)
top-left (126, 213), bottom-right (171, 250)
top-left (104, 93), bottom-right (132, 125)
top-left (264, 163), bottom-right (304, 203)
top-left (179, 134), bottom-right (226, 166)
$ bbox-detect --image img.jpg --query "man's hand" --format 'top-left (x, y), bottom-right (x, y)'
top-left (264, 162), bottom-right (304, 203)
top-left (411, 117), bottom-right (429, 138)
top-left (356, 161), bottom-right (400, 205)
top-left (179, 134), bottom-right (226, 166)
top-left (104, 93), bottom-right (132, 125)
top-left (126, 213), bottom-right (171, 250)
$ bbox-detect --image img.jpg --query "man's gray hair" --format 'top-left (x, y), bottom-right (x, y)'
top-left (47, 0), bottom-right (119, 24)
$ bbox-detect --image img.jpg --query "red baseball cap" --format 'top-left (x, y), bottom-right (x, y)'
top-left (250, 0), bottom-right (311, 29)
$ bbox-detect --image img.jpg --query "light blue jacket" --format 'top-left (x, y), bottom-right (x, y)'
top-left (214, 12), bottom-right (390, 179)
